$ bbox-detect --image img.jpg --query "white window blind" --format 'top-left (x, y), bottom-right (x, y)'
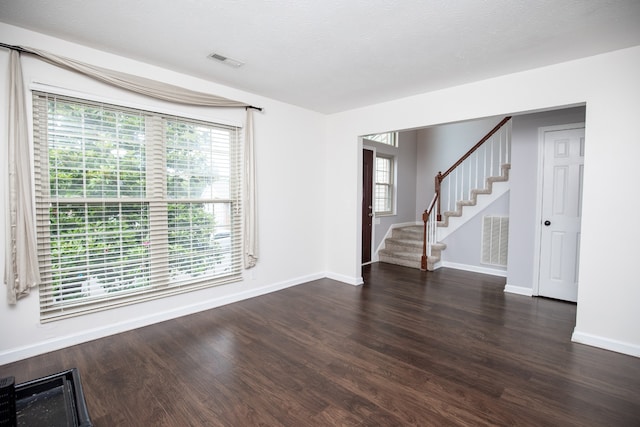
top-left (33, 92), bottom-right (243, 321)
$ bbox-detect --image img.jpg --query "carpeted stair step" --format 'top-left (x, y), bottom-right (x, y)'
top-left (379, 250), bottom-right (439, 270)
top-left (391, 225), bottom-right (423, 240)
top-left (384, 238), bottom-right (422, 252)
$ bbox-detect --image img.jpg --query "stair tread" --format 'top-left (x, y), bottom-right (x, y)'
top-left (392, 227), bottom-right (422, 234)
top-left (380, 251), bottom-right (440, 262)
top-left (380, 249), bottom-right (421, 258)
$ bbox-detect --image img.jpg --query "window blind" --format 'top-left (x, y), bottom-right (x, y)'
top-left (33, 92), bottom-right (243, 321)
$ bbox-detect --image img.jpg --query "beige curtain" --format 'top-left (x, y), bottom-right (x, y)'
top-left (4, 46), bottom-right (260, 303)
top-left (26, 47), bottom-right (250, 108)
top-left (244, 111), bottom-right (258, 268)
top-left (5, 50), bottom-right (40, 303)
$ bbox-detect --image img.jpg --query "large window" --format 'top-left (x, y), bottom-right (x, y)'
top-left (33, 92), bottom-right (243, 321)
top-left (374, 155), bottom-right (394, 215)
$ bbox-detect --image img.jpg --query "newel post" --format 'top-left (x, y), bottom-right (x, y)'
top-left (421, 210), bottom-right (428, 271)
top-left (435, 172), bottom-right (443, 221)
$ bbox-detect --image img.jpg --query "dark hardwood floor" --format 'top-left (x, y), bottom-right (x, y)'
top-left (2, 263), bottom-right (639, 426)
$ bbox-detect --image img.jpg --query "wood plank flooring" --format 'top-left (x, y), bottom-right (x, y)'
top-left (1, 263), bottom-right (639, 426)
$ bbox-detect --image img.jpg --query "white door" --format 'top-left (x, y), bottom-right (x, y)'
top-left (538, 126), bottom-right (585, 302)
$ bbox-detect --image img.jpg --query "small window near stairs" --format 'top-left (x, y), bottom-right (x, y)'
top-left (374, 154), bottom-right (394, 215)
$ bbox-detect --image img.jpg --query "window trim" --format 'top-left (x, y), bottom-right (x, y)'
top-left (363, 131), bottom-right (398, 147)
top-left (30, 82), bottom-right (243, 130)
top-left (374, 153), bottom-right (395, 216)
top-left (32, 91), bottom-right (244, 322)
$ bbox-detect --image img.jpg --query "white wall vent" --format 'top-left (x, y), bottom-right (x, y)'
top-left (482, 216), bottom-right (509, 267)
top-left (207, 52), bottom-right (244, 68)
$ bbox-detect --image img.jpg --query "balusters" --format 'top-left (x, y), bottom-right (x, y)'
top-left (460, 161), bottom-right (465, 201)
top-left (489, 138), bottom-right (495, 176)
top-left (432, 116), bottom-right (511, 221)
top-left (506, 120), bottom-right (511, 164)
top-left (475, 150), bottom-right (479, 193)
top-left (447, 175), bottom-right (452, 212)
top-left (498, 132), bottom-right (503, 170)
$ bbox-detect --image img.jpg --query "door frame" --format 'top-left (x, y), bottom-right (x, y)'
top-left (362, 146), bottom-right (376, 265)
top-left (532, 122), bottom-right (586, 297)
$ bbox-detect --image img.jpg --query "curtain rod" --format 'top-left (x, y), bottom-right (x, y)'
top-left (1, 41), bottom-right (263, 112)
top-left (0, 42), bottom-right (28, 53)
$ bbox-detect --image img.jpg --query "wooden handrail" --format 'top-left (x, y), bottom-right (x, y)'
top-left (434, 116), bottom-right (511, 221)
top-left (424, 193), bottom-right (438, 220)
top-left (439, 116), bottom-right (512, 180)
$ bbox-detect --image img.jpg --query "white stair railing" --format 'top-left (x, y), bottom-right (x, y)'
top-left (436, 117), bottom-right (512, 220)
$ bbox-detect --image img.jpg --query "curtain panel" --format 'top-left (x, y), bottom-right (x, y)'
top-left (5, 50), bottom-right (40, 303)
top-left (3, 46), bottom-right (260, 304)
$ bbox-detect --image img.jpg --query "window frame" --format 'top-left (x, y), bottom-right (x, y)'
top-left (32, 91), bottom-right (244, 322)
top-left (374, 153), bottom-right (395, 216)
top-left (363, 131), bottom-right (398, 147)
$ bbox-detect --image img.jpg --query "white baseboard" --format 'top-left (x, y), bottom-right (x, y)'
top-left (325, 271), bottom-right (364, 286)
top-left (504, 284), bottom-right (533, 296)
top-left (441, 261), bottom-right (507, 277)
top-left (0, 272), bottom-right (329, 365)
top-left (571, 330), bottom-right (640, 358)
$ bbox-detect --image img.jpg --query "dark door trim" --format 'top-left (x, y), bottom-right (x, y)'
top-left (362, 148), bottom-right (374, 264)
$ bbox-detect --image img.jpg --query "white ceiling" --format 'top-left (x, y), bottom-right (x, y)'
top-left (1, 0), bottom-right (640, 113)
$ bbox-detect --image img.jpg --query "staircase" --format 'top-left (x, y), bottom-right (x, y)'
top-left (378, 226), bottom-right (446, 270)
top-left (378, 164), bottom-right (508, 270)
top-left (378, 116), bottom-right (512, 271)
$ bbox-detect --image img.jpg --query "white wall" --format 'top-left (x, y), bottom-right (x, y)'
top-left (441, 192), bottom-right (510, 273)
top-left (326, 45), bottom-right (640, 357)
top-left (0, 24), bottom-right (328, 363)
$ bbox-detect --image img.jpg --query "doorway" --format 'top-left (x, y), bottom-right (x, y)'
top-left (536, 124), bottom-right (585, 302)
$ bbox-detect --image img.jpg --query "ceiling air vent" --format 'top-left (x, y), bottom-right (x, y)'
top-left (207, 52), bottom-right (244, 68)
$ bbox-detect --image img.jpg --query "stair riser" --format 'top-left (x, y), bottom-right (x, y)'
top-left (379, 249), bottom-right (421, 261)
top-left (379, 255), bottom-right (421, 269)
top-left (379, 255), bottom-right (440, 272)
top-left (385, 241), bottom-right (422, 253)
top-left (391, 229), bottom-right (423, 240)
